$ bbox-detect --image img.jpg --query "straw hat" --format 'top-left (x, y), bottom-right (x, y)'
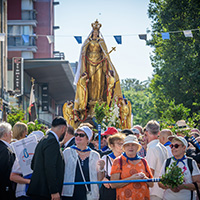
top-left (123, 135), bottom-right (142, 152)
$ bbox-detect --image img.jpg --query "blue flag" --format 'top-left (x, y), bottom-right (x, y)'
top-left (114, 35), bottom-right (122, 44)
top-left (22, 35), bottom-right (29, 43)
top-left (74, 36), bottom-right (82, 44)
top-left (161, 32), bottom-right (170, 40)
top-left (139, 34), bottom-right (147, 41)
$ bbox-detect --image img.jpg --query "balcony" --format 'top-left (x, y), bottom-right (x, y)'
top-left (22, 10), bottom-right (37, 20)
top-left (8, 35), bottom-right (37, 52)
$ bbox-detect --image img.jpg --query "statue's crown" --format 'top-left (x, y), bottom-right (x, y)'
top-left (91, 20), bottom-right (102, 31)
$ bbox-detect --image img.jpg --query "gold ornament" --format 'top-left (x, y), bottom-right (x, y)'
top-left (91, 19), bottom-right (102, 31)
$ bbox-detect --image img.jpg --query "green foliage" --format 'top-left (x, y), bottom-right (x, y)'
top-left (27, 120), bottom-right (46, 134)
top-left (7, 106), bottom-right (46, 134)
top-left (94, 102), bottom-right (109, 125)
top-left (7, 107), bottom-right (27, 127)
top-left (123, 87), bottom-right (158, 126)
top-left (120, 77), bottom-right (200, 128)
top-left (102, 100), bottom-right (120, 129)
top-left (147, 0), bottom-right (200, 114)
top-left (159, 100), bottom-right (191, 123)
top-left (121, 78), bottom-right (149, 92)
top-left (161, 161), bottom-right (184, 188)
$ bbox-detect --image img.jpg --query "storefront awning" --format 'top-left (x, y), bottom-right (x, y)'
top-left (24, 59), bottom-right (76, 104)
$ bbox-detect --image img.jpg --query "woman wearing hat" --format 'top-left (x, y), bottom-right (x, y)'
top-left (110, 135), bottom-right (153, 200)
top-left (159, 135), bottom-right (200, 200)
top-left (100, 133), bottom-right (125, 200)
top-left (62, 126), bottom-right (105, 200)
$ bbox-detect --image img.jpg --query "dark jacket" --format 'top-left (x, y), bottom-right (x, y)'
top-left (27, 132), bottom-right (65, 199)
top-left (0, 140), bottom-right (16, 199)
top-left (63, 137), bottom-right (75, 150)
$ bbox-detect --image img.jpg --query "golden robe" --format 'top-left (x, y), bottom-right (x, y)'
top-left (74, 34), bottom-right (122, 112)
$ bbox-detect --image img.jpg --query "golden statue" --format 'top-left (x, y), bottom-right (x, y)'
top-left (107, 70), bottom-right (115, 107)
top-left (74, 72), bottom-right (88, 111)
top-left (118, 98), bottom-right (132, 129)
top-left (74, 20), bottom-right (122, 118)
top-left (63, 101), bottom-right (75, 127)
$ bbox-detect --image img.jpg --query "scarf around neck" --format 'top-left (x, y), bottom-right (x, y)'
top-left (70, 145), bottom-right (91, 152)
top-left (122, 152), bottom-right (142, 163)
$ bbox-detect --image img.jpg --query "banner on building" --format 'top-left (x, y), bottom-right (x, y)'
top-left (42, 83), bottom-right (49, 111)
top-left (13, 57), bottom-right (23, 95)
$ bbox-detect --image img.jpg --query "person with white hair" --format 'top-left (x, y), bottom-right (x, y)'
top-left (62, 126), bottom-right (105, 200)
top-left (0, 122), bottom-right (16, 200)
top-left (159, 135), bottom-right (200, 200)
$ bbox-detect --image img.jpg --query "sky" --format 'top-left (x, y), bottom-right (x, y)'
top-left (54, 0), bottom-right (153, 82)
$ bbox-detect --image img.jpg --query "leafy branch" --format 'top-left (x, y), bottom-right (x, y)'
top-left (161, 162), bottom-right (184, 189)
top-left (94, 102), bottom-right (109, 125)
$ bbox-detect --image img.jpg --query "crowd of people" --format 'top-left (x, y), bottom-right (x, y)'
top-left (1, 117), bottom-right (200, 200)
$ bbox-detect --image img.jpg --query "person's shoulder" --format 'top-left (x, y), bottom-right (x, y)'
top-left (63, 147), bottom-right (72, 155)
top-left (112, 156), bottom-right (122, 166)
top-left (102, 154), bottom-right (107, 160)
top-left (91, 149), bottom-right (100, 157)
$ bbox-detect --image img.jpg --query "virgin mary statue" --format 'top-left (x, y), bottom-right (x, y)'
top-left (74, 20), bottom-right (122, 117)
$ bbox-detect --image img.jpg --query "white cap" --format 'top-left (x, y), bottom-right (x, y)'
top-left (28, 131), bottom-right (44, 142)
top-left (168, 135), bottom-right (188, 148)
top-left (76, 126), bottom-right (93, 141)
top-left (123, 135), bottom-right (142, 152)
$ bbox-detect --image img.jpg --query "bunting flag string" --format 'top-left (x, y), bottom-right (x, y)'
top-left (46, 35), bottom-right (54, 44)
top-left (138, 34), bottom-right (147, 41)
top-left (22, 35), bottom-right (29, 43)
top-left (5, 27), bottom-right (200, 44)
top-left (161, 32), bottom-right (170, 40)
top-left (0, 33), bottom-right (6, 41)
top-left (74, 36), bottom-right (82, 44)
top-left (183, 30), bottom-right (193, 37)
top-left (114, 35), bottom-right (122, 44)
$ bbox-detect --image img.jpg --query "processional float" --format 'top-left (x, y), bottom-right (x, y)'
top-left (63, 20), bottom-right (132, 129)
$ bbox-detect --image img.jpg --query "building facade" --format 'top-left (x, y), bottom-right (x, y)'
top-left (6, 0), bottom-right (76, 125)
top-left (0, 0), bottom-right (9, 121)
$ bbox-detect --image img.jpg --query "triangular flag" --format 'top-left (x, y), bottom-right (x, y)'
top-left (74, 36), bottom-right (82, 44)
top-left (161, 32), bottom-right (170, 40)
top-left (0, 33), bottom-right (6, 41)
top-left (29, 84), bottom-right (37, 122)
top-left (46, 35), bottom-right (54, 44)
top-left (183, 30), bottom-right (193, 37)
top-left (22, 35), bottom-right (29, 43)
top-left (114, 35), bottom-right (122, 44)
top-left (139, 34), bottom-right (147, 41)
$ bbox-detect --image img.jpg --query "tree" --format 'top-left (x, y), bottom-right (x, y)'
top-left (147, 0), bottom-right (200, 114)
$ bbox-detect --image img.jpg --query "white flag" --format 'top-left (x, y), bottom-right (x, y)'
top-left (183, 30), bottom-right (193, 37)
top-left (0, 33), bottom-right (6, 41)
top-left (46, 35), bottom-right (54, 43)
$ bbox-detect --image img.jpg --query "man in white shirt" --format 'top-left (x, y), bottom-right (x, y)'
top-left (145, 120), bottom-right (168, 200)
top-left (159, 129), bottom-right (173, 157)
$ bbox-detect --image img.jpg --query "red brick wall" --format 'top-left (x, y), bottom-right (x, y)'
top-left (8, 0), bottom-right (21, 20)
top-left (8, 51), bottom-right (21, 60)
top-left (34, 0), bottom-right (54, 58)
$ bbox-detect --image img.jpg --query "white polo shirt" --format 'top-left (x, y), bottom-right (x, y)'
top-left (145, 139), bottom-right (168, 199)
top-left (160, 157), bottom-right (200, 200)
